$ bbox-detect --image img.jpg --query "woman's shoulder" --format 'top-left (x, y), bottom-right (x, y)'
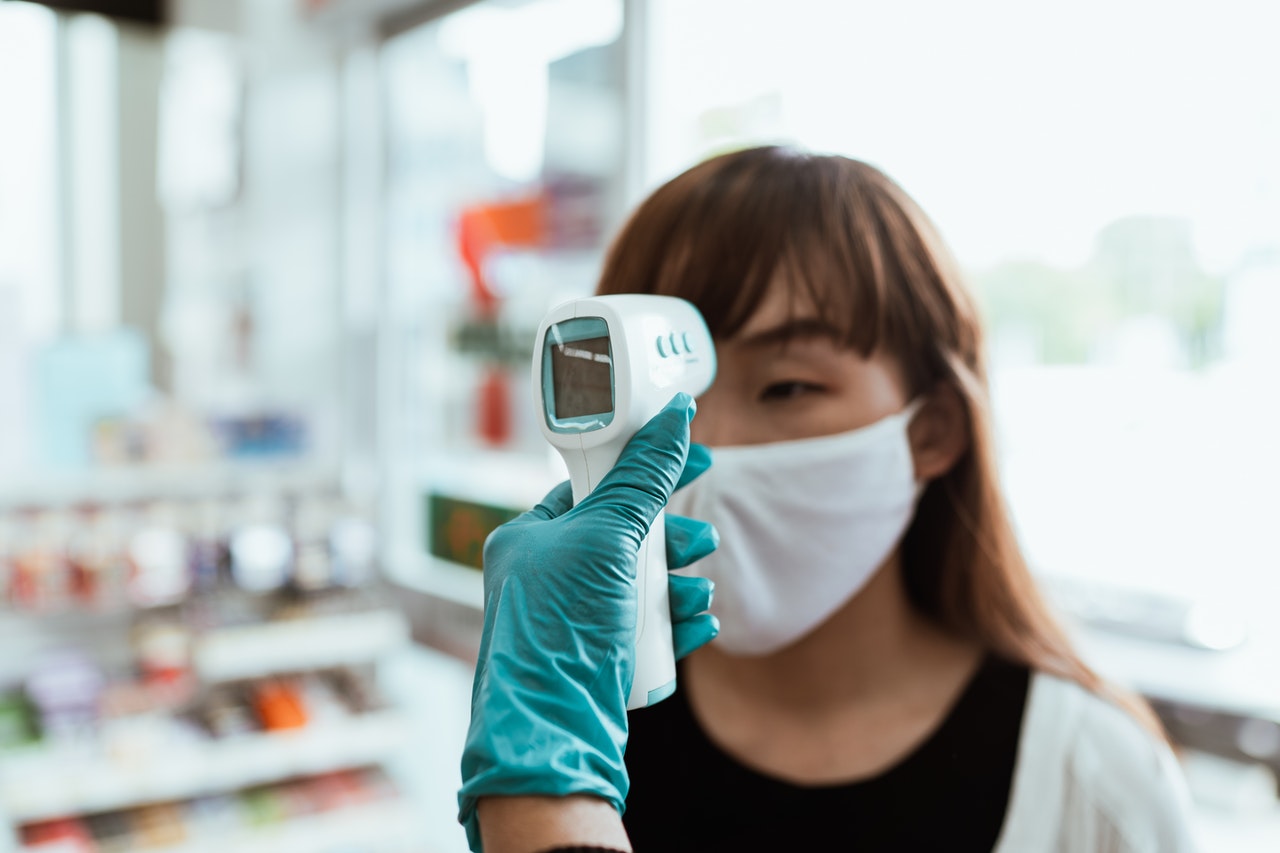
top-left (1032, 671), bottom-right (1171, 778)
top-left (996, 669), bottom-right (1200, 853)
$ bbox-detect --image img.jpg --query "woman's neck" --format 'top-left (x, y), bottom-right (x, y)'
top-left (685, 553), bottom-right (979, 714)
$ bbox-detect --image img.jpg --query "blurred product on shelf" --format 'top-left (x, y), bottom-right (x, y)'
top-left (0, 691), bottom-right (40, 751)
top-left (1, 659), bottom-right (407, 821)
top-left (92, 408), bottom-right (310, 468)
top-left (185, 500), bottom-right (227, 596)
top-left (14, 327), bottom-right (311, 476)
top-left (19, 328), bottom-right (310, 473)
top-left (0, 489), bottom-right (378, 615)
top-left (455, 176), bottom-right (609, 315)
top-left (292, 498), bottom-right (336, 593)
top-left (227, 497), bottom-right (294, 594)
top-left (327, 512), bottom-right (377, 590)
top-left (66, 505), bottom-right (132, 612)
top-left (251, 680), bottom-right (309, 732)
top-left (207, 414), bottom-right (309, 461)
top-left (128, 503), bottom-right (193, 609)
top-left (131, 620), bottom-right (193, 686)
top-left (18, 817), bottom-right (96, 853)
top-left (455, 193), bottom-right (545, 317)
top-left (23, 651), bottom-right (105, 743)
top-left (0, 471), bottom-right (412, 849)
top-left (91, 402), bottom-right (220, 469)
top-left (5, 649), bottom-right (390, 753)
top-left (7, 510), bottom-right (73, 612)
top-left (32, 332), bottom-right (151, 470)
top-left (447, 178), bottom-right (610, 453)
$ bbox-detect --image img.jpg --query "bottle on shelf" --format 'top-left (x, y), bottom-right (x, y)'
top-left (129, 618), bottom-right (193, 688)
top-left (66, 503), bottom-right (131, 612)
top-left (227, 494), bottom-right (294, 594)
top-left (126, 501), bottom-right (193, 609)
top-left (10, 508), bottom-right (74, 612)
top-left (251, 678), bottom-right (309, 732)
top-left (186, 497), bottom-right (231, 596)
top-left (329, 497), bottom-right (378, 590)
top-left (23, 649), bottom-right (105, 745)
top-left (290, 493), bottom-right (336, 593)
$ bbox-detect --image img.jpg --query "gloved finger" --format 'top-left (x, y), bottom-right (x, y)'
top-left (522, 480), bottom-right (574, 521)
top-left (668, 573), bottom-right (715, 622)
top-left (673, 612), bottom-right (720, 661)
top-left (674, 443), bottom-right (711, 492)
top-left (576, 393), bottom-right (694, 533)
top-left (666, 515), bottom-right (719, 569)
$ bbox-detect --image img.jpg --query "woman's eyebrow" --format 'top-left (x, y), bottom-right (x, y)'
top-left (735, 318), bottom-right (846, 350)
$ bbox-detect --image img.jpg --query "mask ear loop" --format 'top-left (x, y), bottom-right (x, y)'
top-left (900, 396), bottom-right (929, 426)
top-left (900, 397), bottom-right (930, 500)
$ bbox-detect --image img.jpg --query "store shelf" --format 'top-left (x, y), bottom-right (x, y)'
top-left (130, 800), bottom-right (419, 853)
top-left (14, 799), bottom-right (419, 853)
top-left (422, 448), bottom-right (562, 511)
top-left (404, 553), bottom-right (484, 611)
top-left (0, 711), bottom-right (411, 824)
top-left (194, 609), bottom-right (411, 683)
top-left (0, 460), bottom-right (338, 509)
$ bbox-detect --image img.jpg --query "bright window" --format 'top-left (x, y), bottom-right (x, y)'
top-left (644, 0), bottom-right (1280, 664)
top-left (0, 2), bottom-right (60, 342)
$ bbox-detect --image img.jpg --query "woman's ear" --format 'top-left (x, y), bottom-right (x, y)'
top-left (908, 383), bottom-right (970, 482)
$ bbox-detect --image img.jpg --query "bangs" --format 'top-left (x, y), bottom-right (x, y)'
top-left (598, 147), bottom-right (912, 359)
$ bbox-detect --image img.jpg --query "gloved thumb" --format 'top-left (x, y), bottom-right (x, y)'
top-left (675, 442), bottom-right (711, 492)
top-left (577, 393), bottom-right (694, 536)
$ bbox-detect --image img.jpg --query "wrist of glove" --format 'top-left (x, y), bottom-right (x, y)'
top-left (457, 394), bottom-right (719, 851)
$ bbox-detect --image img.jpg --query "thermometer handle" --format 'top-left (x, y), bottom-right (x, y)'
top-left (564, 444), bottom-right (677, 710)
top-left (629, 509), bottom-right (677, 710)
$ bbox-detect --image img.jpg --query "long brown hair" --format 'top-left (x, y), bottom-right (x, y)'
top-left (595, 145), bottom-right (1162, 734)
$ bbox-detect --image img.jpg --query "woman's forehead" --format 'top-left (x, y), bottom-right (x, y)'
top-left (730, 267), bottom-right (824, 341)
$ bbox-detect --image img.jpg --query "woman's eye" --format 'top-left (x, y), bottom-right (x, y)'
top-left (760, 381), bottom-right (822, 401)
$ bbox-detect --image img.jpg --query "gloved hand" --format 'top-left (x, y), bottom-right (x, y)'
top-left (457, 393), bottom-right (719, 851)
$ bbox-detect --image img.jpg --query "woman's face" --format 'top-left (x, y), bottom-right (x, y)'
top-left (691, 275), bottom-right (913, 448)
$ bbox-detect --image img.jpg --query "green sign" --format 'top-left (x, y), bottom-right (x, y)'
top-left (426, 492), bottom-right (524, 571)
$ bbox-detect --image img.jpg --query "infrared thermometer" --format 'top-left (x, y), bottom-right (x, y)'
top-left (534, 294), bottom-right (716, 709)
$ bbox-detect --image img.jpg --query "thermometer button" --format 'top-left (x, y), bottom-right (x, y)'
top-left (668, 332), bottom-right (681, 354)
top-left (682, 332), bottom-right (693, 353)
top-left (656, 336), bottom-right (668, 358)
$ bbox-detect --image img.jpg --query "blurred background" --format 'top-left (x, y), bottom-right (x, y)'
top-left (0, 0), bottom-right (1278, 850)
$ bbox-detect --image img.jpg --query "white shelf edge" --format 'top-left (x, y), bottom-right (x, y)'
top-left (0, 460), bottom-right (340, 509)
top-left (172, 799), bottom-right (418, 853)
top-left (420, 447), bottom-right (562, 511)
top-left (389, 550), bottom-right (484, 611)
top-left (16, 799), bottom-right (419, 853)
top-left (194, 609), bottom-right (411, 682)
top-left (0, 711), bottom-right (410, 824)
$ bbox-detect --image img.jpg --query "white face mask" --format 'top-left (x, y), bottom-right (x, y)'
top-left (667, 401), bottom-right (924, 656)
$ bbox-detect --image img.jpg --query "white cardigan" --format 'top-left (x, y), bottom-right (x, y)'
top-left (994, 672), bottom-right (1200, 852)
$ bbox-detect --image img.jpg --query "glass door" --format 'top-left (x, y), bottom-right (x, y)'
top-left (377, 0), bottom-right (633, 632)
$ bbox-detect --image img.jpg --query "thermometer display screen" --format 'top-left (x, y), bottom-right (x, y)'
top-left (551, 335), bottom-right (613, 418)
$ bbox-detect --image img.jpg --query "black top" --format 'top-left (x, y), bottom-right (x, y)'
top-left (622, 654), bottom-right (1031, 852)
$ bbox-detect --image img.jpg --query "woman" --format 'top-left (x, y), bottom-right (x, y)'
top-left (458, 146), bottom-right (1197, 852)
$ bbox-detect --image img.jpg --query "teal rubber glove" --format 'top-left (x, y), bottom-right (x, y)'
top-left (457, 393), bottom-right (719, 851)
top-left (666, 510), bottom-right (720, 659)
